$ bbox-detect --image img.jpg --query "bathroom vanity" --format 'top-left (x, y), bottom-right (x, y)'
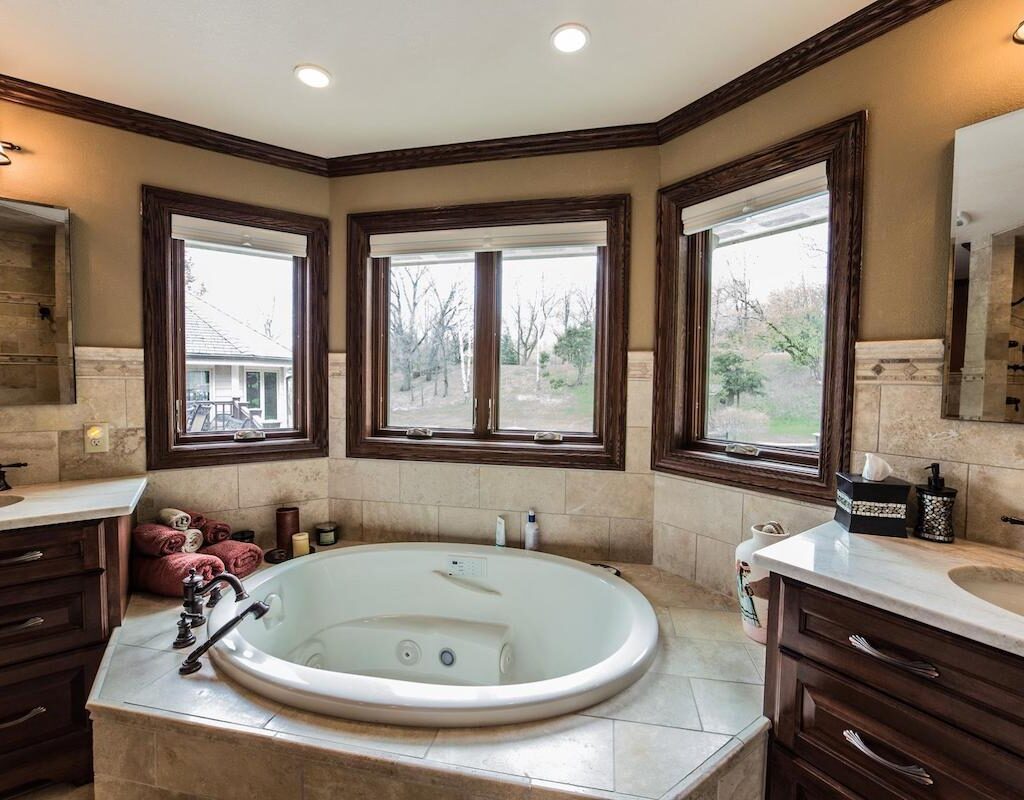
top-left (0, 476), bottom-right (146, 794)
top-left (756, 522), bottom-right (1024, 799)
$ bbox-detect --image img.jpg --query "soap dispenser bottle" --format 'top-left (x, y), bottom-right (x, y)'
top-left (914, 463), bottom-right (958, 543)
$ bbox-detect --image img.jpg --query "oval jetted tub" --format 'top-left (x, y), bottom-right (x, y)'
top-left (206, 542), bottom-right (659, 727)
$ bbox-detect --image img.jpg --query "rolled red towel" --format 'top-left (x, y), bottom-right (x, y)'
top-left (199, 540), bottom-right (263, 579)
top-left (185, 510), bottom-right (208, 531)
top-left (131, 552), bottom-right (225, 597)
top-left (199, 519), bottom-right (231, 545)
top-left (132, 523), bottom-right (186, 557)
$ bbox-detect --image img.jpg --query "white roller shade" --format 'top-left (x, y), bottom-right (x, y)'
top-left (681, 163), bottom-right (828, 236)
top-left (171, 214), bottom-right (307, 258)
top-left (369, 221), bottom-right (607, 258)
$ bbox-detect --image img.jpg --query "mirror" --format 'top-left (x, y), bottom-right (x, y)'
top-left (944, 107), bottom-right (1024, 423)
top-left (0, 198), bottom-right (75, 405)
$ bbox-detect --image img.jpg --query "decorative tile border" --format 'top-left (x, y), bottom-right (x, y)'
top-left (74, 345), bottom-right (145, 378)
top-left (854, 339), bottom-right (944, 385)
top-left (628, 351), bottom-right (654, 381)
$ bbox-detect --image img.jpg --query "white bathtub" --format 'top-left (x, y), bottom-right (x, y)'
top-left (206, 542), bottom-right (658, 727)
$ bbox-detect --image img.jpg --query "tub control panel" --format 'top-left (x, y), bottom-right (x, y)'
top-left (446, 555), bottom-right (486, 578)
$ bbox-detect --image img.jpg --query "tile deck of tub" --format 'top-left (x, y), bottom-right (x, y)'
top-left (88, 562), bottom-right (768, 800)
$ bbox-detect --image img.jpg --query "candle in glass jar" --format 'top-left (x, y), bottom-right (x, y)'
top-left (292, 532), bottom-right (310, 557)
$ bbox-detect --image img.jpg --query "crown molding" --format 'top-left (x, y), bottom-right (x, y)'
top-left (0, 0), bottom-right (952, 178)
top-left (654, 0), bottom-right (952, 141)
top-left (325, 123), bottom-right (659, 177)
top-left (0, 74), bottom-right (329, 176)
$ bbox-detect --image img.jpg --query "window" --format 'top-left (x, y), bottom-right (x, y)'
top-left (652, 115), bottom-right (865, 503)
top-left (347, 196), bottom-right (629, 469)
top-left (142, 187), bottom-right (328, 469)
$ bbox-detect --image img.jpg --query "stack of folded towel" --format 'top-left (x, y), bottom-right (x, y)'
top-left (130, 507), bottom-right (263, 597)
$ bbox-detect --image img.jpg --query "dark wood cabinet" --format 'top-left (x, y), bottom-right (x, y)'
top-left (0, 516), bottom-right (130, 796)
top-left (766, 575), bottom-right (1024, 799)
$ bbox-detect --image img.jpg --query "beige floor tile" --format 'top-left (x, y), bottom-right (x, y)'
top-left (744, 642), bottom-right (767, 681)
top-left (613, 721), bottom-right (730, 798)
top-left (581, 670), bottom-right (701, 729)
top-left (428, 715), bottom-right (614, 790)
top-left (668, 608), bottom-right (747, 642)
top-left (651, 637), bottom-right (762, 684)
top-left (265, 707), bottom-right (437, 757)
top-left (127, 661), bottom-right (280, 728)
top-left (97, 645), bottom-right (181, 700)
top-left (690, 679), bottom-right (765, 735)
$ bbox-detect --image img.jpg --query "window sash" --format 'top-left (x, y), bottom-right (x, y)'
top-left (171, 240), bottom-right (304, 442)
top-left (371, 248), bottom-right (606, 443)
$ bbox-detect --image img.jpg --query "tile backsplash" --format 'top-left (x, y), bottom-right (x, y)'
top-left (4, 340), bottom-right (1021, 595)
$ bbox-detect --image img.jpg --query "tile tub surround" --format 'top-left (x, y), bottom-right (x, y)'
top-left (0, 474), bottom-right (147, 530)
top-left (88, 563), bottom-right (767, 800)
top-left (753, 521), bottom-right (1024, 659)
top-left (653, 338), bottom-right (1024, 594)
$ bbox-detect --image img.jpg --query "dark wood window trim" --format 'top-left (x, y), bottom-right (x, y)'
top-left (142, 186), bottom-right (329, 470)
top-left (347, 195), bottom-right (630, 470)
top-left (652, 113), bottom-right (865, 504)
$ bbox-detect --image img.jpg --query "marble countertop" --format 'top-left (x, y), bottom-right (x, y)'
top-left (87, 561), bottom-right (768, 800)
top-left (0, 475), bottom-right (148, 531)
top-left (754, 521), bottom-right (1024, 658)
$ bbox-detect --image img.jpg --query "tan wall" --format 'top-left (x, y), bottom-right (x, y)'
top-left (659, 0), bottom-right (1024, 341)
top-left (0, 103), bottom-right (329, 348)
top-left (327, 148), bottom-right (660, 351)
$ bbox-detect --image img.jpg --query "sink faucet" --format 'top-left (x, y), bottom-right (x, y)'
top-left (0, 463), bottom-right (28, 492)
top-left (180, 569), bottom-right (249, 629)
top-left (178, 599), bottom-right (270, 674)
top-left (1001, 515), bottom-right (1024, 526)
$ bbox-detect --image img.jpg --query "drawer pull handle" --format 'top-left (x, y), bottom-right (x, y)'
top-left (843, 729), bottom-right (934, 786)
top-left (849, 634), bottom-right (940, 678)
top-left (0, 616), bottom-right (44, 634)
top-left (0, 550), bottom-right (44, 566)
top-left (0, 705), bottom-right (46, 730)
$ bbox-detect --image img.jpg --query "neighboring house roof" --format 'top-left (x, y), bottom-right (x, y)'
top-left (185, 291), bottom-right (291, 362)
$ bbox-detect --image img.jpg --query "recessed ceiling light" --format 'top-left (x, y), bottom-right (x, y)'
top-left (551, 23), bottom-right (589, 54)
top-left (1014, 18), bottom-right (1024, 44)
top-left (294, 64), bottom-right (331, 88)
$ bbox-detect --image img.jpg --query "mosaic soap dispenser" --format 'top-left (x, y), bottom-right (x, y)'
top-left (914, 463), bottom-right (958, 543)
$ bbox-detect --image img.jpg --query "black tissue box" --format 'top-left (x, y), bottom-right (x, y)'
top-left (834, 472), bottom-right (911, 537)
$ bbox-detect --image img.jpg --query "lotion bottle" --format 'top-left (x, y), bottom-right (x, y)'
top-left (495, 516), bottom-right (506, 547)
top-left (524, 509), bottom-right (540, 551)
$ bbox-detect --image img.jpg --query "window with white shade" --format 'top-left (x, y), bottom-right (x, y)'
top-left (143, 187), bottom-right (328, 469)
top-left (652, 115), bottom-right (865, 504)
top-left (347, 196), bottom-right (629, 469)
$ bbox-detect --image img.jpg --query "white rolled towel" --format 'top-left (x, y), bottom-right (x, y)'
top-left (182, 529), bottom-right (203, 554)
top-left (158, 508), bottom-right (191, 531)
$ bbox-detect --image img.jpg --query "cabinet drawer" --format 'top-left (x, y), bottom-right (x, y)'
top-left (769, 744), bottom-right (865, 800)
top-left (0, 522), bottom-right (102, 588)
top-left (0, 646), bottom-right (102, 757)
top-left (0, 574), bottom-right (106, 667)
top-left (776, 577), bottom-right (1024, 759)
top-left (775, 652), bottom-right (1024, 800)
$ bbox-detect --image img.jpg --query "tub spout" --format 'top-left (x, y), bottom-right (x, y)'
top-left (179, 600), bottom-right (270, 674)
top-left (181, 569), bottom-right (249, 627)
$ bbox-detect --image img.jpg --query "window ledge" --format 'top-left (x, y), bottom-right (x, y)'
top-left (348, 434), bottom-right (624, 471)
top-left (653, 447), bottom-right (833, 505)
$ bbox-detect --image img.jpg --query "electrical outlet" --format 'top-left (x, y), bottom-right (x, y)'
top-left (83, 422), bottom-right (110, 453)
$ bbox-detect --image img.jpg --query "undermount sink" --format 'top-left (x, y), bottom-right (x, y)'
top-left (948, 565), bottom-right (1024, 617)
top-left (0, 495), bottom-right (24, 509)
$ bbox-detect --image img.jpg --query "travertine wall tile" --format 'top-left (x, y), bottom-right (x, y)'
top-left (237, 458), bottom-right (328, 508)
top-left (479, 466), bottom-right (566, 514)
top-left (0, 430), bottom-right (59, 485)
top-left (59, 426), bottom-right (145, 481)
top-left (655, 476), bottom-right (743, 545)
top-left (610, 518), bottom-right (654, 563)
top-left (363, 501), bottom-right (439, 542)
top-left (966, 464), bottom-right (1024, 550)
top-left (652, 522), bottom-right (697, 581)
top-left (531, 513), bottom-right (610, 561)
top-left (565, 472), bottom-right (652, 519)
top-left (140, 466), bottom-right (240, 517)
top-left (400, 462), bottom-right (480, 508)
top-left (439, 507), bottom-right (522, 547)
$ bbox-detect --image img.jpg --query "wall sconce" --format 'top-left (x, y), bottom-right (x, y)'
top-left (1015, 18), bottom-right (1024, 44)
top-left (0, 141), bottom-right (22, 166)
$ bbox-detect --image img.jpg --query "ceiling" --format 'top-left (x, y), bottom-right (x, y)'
top-left (1, 1), bottom-right (876, 158)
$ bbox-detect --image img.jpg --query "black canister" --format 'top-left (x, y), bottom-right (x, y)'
top-left (914, 463), bottom-right (958, 543)
top-left (315, 521), bottom-right (338, 547)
